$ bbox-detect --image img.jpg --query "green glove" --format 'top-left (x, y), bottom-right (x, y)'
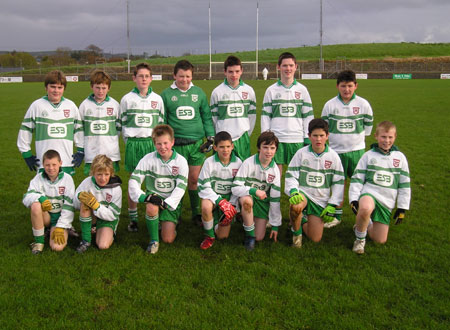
top-left (289, 192), bottom-right (304, 205)
top-left (41, 199), bottom-right (52, 212)
top-left (51, 227), bottom-right (66, 245)
top-left (79, 191), bottom-right (100, 210)
top-left (320, 205), bottom-right (336, 223)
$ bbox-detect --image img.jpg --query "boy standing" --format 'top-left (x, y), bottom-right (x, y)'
top-left (231, 131), bottom-right (281, 251)
top-left (128, 124), bottom-right (188, 254)
top-left (321, 70), bottom-right (373, 228)
top-left (23, 150), bottom-right (75, 254)
top-left (198, 131), bottom-right (242, 250)
top-left (349, 121), bottom-right (411, 254)
top-left (285, 119), bottom-right (345, 247)
top-left (120, 63), bottom-right (165, 232)
top-left (161, 60), bottom-right (215, 225)
top-left (78, 70), bottom-right (121, 176)
top-left (17, 70), bottom-right (83, 175)
top-left (210, 55), bottom-right (256, 161)
top-left (261, 52), bottom-right (314, 174)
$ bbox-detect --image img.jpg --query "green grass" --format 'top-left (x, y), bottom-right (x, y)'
top-left (0, 79), bottom-right (449, 329)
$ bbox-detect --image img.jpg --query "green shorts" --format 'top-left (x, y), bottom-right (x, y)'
top-left (159, 203), bottom-right (183, 224)
top-left (173, 139), bottom-right (205, 166)
top-left (125, 137), bottom-right (155, 173)
top-left (49, 212), bottom-right (61, 227)
top-left (338, 149), bottom-right (365, 179)
top-left (274, 142), bottom-right (303, 165)
top-left (300, 193), bottom-right (324, 218)
top-left (233, 132), bottom-right (251, 161)
top-left (96, 218), bottom-right (120, 233)
top-left (84, 161), bottom-right (120, 176)
top-left (360, 193), bottom-right (392, 225)
top-left (252, 197), bottom-right (269, 220)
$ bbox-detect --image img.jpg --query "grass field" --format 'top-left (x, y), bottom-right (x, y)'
top-left (0, 79), bottom-right (449, 329)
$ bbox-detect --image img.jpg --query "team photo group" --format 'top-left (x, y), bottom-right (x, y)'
top-left (18, 52), bottom-right (411, 256)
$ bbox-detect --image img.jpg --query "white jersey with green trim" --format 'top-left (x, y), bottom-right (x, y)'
top-left (349, 145), bottom-right (411, 211)
top-left (128, 150), bottom-right (188, 211)
top-left (79, 95), bottom-right (121, 163)
top-left (261, 80), bottom-right (313, 143)
top-left (321, 94), bottom-right (373, 153)
top-left (210, 80), bottom-right (256, 141)
top-left (23, 172), bottom-right (75, 229)
top-left (74, 176), bottom-right (122, 222)
top-left (285, 145), bottom-right (345, 208)
top-left (198, 152), bottom-right (242, 206)
top-left (17, 96), bottom-right (83, 168)
top-left (119, 88), bottom-right (164, 139)
top-left (231, 154), bottom-right (281, 227)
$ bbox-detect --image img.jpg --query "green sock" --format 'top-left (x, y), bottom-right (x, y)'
top-left (146, 215), bottom-right (159, 242)
top-left (188, 189), bottom-right (200, 216)
top-left (243, 223), bottom-right (255, 237)
top-left (129, 208), bottom-right (138, 223)
top-left (292, 226), bottom-right (303, 236)
top-left (202, 219), bottom-right (215, 238)
top-left (80, 216), bottom-right (92, 243)
top-left (32, 227), bottom-right (45, 244)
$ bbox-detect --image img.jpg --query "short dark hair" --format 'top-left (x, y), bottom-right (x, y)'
top-left (174, 60), bottom-right (194, 75)
top-left (224, 55), bottom-right (242, 71)
top-left (44, 70), bottom-right (66, 88)
top-left (90, 70), bottom-right (111, 88)
top-left (214, 131), bottom-right (233, 145)
top-left (308, 118), bottom-right (329, 135)
top-left (278, 52), bottom-right (296, 66)
top-left (152, 124), bottom-right (174, 141)
top-left (257, 131), bottom-right (279, 150)
top-left (134, 62), bottom-right (152, 76)
top-left (43, 149), bottom-right (61, 162)
top-left (337, 70), bottom-right (356, 85)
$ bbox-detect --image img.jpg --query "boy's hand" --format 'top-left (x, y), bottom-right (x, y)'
top-left (72, 150), bottom-right (85, 167)
top-left (218, 199), bottom-right (237, 220)
top-left (393, 208), bottom-right (406, 225)
top-left (255, 190), bottom-right (267, 200)
top-left (269, 229), bottom-right (278, 242)
top-left (144, 194), bottom-right (167, 209)
top-left (51, 227), bottom-right (66, 245)
top-left (24, 155), bottom-right (39, 171)
top-left (320, 205), bottom-right (336, 223)
top-left (350, 201), bottom-right (359, 215)
top-left (41, 199), bottom-right (52, 212)
top-left (78, 191), bottom-right (100, 210)
top-left (199, 136), bottom-right (214, 153)
top-left (289, 192), bottom-right (304, 205)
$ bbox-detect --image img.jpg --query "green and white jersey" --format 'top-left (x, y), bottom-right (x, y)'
top-left (23, 171), bottom-right (75, 229)
top-left (232, 154), bottom-right (282, 226)
top-left (119, 87), bottom-right (164, 139)
top-left (161, 82), bottom-right (215, 140)
top-left (198, 152), bottom-right (242, 206)
top-left (74, 176), bottom-right (122, 222)
top-left (321, 94), bottom-right (373, 153)
top-left (285, 145), bottom-right (345, 208)
top-left (349, 144), bottom-right (411, 211)
top-left (17, 96), bottom-right (83, 168)
top-left (79, 94), bottom-right (121, 163)
top-left (210, 79), bottom-right (256, 141)
top-left (261, 80), bottom-right (313, 143)
top-left (128, 150), bottom-right (188, 211)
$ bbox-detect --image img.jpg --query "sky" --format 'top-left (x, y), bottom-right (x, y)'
top-left (1, 0), bottom-right (449, 56)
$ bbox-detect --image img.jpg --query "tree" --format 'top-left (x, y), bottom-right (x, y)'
top-left (85, 44), bottom-right (103, 64)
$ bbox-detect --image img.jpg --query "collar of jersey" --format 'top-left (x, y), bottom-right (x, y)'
top-left (43, 95), bottom-right (65, 108)
top-left (255, 153), bottom-right (275, 169)
top-left (337, 93), bottom-right (356, 105)
top-left (88, 93), bottom-right (110, 105)
top-left (132, 87), bottom-right (153, 97)
top-left (214, 151), bottom-right (237, 166)
top-left (276, 79), bottom-right (297, 89)
top-left (42, 170), bottom-right (64, 183)
top-left (156, 149), bottom-right (177, 163)
top-left (371, 143), bottom-right (399, 155)
top-left (170, 81), bottom-right (194, 92)
top-left (224, 78), bottom-right (244, 89)
top-left (308, 144), bottom-right (329, 156)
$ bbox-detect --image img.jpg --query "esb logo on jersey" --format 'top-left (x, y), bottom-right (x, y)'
top-left (353, 107), bottom-right (360, 115)
top-left (337, 119), bottom-right (355, 133)
top-left (90, 120), bottom-right (109, 134)
top-left (176, 106), bottom-right (195, 120)
top-left (106, 193), bottom-right (112, 203)
top-left (307, 172), bottom-right (325, 187)
top-left (393, 159), bottom-right (400, 167)
top-left (324, 160), bottom-right (332, 169)
top-left (279, 103), bottom-right (296, 117)
top-left (59, 187), bottom-right (65, 195)
top-left (48, 123), bottom-right (67, 138)
top-left (135, 114), bottom-right (152, 127)
top-left (63, 109), bottom-right (71, 118)
top-left (155, 178), bottom-right (175, 193)
top-left (107, 107), bottom-right (114, 116)
top-left (227, 104), bottom-right (244, 117)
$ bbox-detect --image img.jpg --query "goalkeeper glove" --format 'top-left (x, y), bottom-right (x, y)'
top-left (51, 227), bottom-right (66, 245)
top-left (199, 136), bottom-right (214, 153)
top-left (393, 208), bottom-right (406, 225)
top-left (78, 191), bottom-right (100, 210)
top-left (320, 205), bottom-right (336, 223)
top-left (72, 150), bottom-right (85, 167)
top-left (41, 199), bottom-right (52, 212)
top-left (289, 192), bottom-right (304, 205)
top-left (24, 155), bottom-right (39, 171)
top-left (144, 194), bottom-right (167, 209)
top-left (218, 199), bottom-right (237, 220)
top-left (350, 201), bottom-right (359, 215)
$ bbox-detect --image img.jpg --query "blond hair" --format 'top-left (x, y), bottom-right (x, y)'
top-left (89, 155), bottom-right (114, 177)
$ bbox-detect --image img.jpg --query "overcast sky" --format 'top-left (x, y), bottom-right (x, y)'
top-left (1, 0), bottom-right (449, 56)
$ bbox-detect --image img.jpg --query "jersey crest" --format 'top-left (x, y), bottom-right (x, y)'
top-left (172, 166), bottom-right (179, 176)
top-left (295, 91), bottom-right (301, 99)
top-left (106, 193), bottom-right (112, 203)
top-left (324, 160), bottom-right (332, 169)
top-left (63, 109), bottom-right (71, 118)
top-left (151, 101), bottom-right (158, 109)
top-left (191, 94), bottom-right (198, 102)
top-left (393, 159), bottom-right (400, 167)
top-left (267, 174), bottom-right (275, 183)
top-left (353, 107), bottom-right (360, 115)
top-left (232, 169), bottom-right (238, 177)
top-left (59, 187), bottom-right (65, 195)
top-left (107, 107), bottom-right (114, 115)
top-left (242, 92), bottom-right (248, 100)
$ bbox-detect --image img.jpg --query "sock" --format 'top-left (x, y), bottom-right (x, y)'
top-left (243, 223), bottom-right (255, 237)
top-left (291, 226), bottom-right (302, 236)
top-left (79, 216), bottom-right (92, 243)
top-left (146, 214), bottom-right (159, 242)
top-left (335, 207), bottom-right (343, 221)
top-left (202, 218), bottom-right (215, 238)
top-left (188, 189), bottom-right (200, 217)
top-left (129, 208), bottom-right (138, 223)
top-left (32, 227), bottom-right (45, 244)
top-left (301, 215), bottom-right (308, 226)
top-left (354, 227), bottom-right (367, 240)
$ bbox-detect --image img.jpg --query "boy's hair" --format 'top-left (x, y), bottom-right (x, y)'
top-left (42, 149), bottom-right (61, 162)
top-left (90, 154), bottom-right (114, 177)
top-left (337, 70), bottom-right (356, 85)
top-left (308, 118), bottom-right (329, 135)
top-left (90, 70), bottom-right (112, 88)
top-left (278, 52), bottom-right (296, 66)
top-left (376, 121), bottom-right (396, 134)
top-left (257, 131), bottom-right (279, 150)
top-left (44, 70), bottom-right (67, 88)
top-left (134, 62), bottom-right (152, 76)
top-left (152, 124), bottom-right (174, 141)
top-left (224, 55), bottom-right (242, 70)
top-left (174, 60), bottom-right (194, 75)
top-left (214, 131), bottom-right (233, 145)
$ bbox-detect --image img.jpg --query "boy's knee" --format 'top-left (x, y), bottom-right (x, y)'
top-left (146, 204), bottom-right (159, 217)
top-left (97, 242), bottom-right (111, 250)
top-left (241, 199), bottom-right (253, 213)
top-left (162, 236), bottom-right (175, 244)
top-left (50, 244), bottom-right (65, 252)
